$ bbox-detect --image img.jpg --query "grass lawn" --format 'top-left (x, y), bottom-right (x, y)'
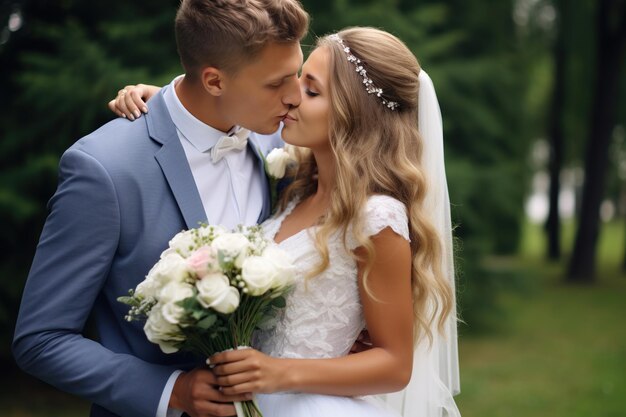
top-left (455, 220), bottom-right (626, 417)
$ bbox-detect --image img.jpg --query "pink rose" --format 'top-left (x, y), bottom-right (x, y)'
top-left (186, 246), bottom-right (218, 278)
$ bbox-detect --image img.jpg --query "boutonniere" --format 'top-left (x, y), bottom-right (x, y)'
top-left (261, 147), bottom-right (297, 213)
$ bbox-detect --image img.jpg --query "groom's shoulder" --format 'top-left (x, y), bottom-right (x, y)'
top-left (68, 116), bottom-right (154, 163)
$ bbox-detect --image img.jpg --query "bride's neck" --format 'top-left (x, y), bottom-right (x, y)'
top-left (311, 148), bottom-right (335, 204)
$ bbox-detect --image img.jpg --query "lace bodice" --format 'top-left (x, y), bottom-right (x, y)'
top-left (255, 195), bottom-right (410, 359)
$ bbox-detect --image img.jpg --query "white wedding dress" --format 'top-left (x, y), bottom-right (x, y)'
top-left (251, 71), bottom-right (461, 417)
top-left (254, 194), bottom-right (409, 417)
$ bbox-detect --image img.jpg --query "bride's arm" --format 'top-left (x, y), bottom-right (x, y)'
top-left (210, 227), bottom-right (415, 396)
top-left (107, 84), bottom-right (161, 120)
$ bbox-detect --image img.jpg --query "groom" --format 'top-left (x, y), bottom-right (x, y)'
top-left (12, 1), bottom-right (308, 417)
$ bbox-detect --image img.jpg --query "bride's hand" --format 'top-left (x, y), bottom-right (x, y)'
top-left (209, 348), bottom-right (288, 395)
top-left (107, 84), bottom-right (160, 120)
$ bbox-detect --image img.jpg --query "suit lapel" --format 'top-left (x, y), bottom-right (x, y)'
top-left (247, 135), bottom-right (271, 223)
top-left (146, 90), bottom-right (207, 229)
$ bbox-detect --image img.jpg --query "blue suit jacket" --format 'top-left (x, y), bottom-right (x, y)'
top-left (12, 87), bottom-right (284, 417)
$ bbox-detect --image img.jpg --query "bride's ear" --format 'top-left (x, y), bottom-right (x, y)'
top-left (200, 67), bottom-right (225, 96)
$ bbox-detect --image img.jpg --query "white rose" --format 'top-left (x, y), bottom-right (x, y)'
top-left (212, 233), bottom-right (250, 268)
top-left (266, 148), bottom-right (293, 179)
top-left (196, 273), bottom-right (229, 305)
top-left (134, 277), bottom-right (160, 300)
top-left (159, 247), bottom-right (177, 259)
top-left (158, 281), bottom-right (194, 325)
top-left (262, 245), bottom-right (296, 289)
top-left (168, 230), bottom-right (197, 257)
top-left (161, 301), bottom-right (185, 326)
top-left (241, 256), bottom-right (277, 296)
top-left (144, 304), bottom-right (184, 353)
top-left (147, 253), bottom-right (190, 286)
top-left (211, 286), bottom-right (240, 314)
top-left (196, 273), bottom-right (240, 314)
top-left (159, 281), bottom-right (194, 304)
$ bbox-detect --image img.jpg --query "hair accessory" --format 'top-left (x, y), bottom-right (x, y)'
top-left (328, 34), bottom-right (399, 110)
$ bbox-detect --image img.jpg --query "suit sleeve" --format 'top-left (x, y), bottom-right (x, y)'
top-left (12, 148), bottom-right (178, 417)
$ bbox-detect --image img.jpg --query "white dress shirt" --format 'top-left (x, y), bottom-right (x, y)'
top-left (165, 75), bottom-right (263, 229)
top-left (156, 76), bottom-right (265, 417)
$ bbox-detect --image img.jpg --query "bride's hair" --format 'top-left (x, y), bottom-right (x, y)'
top-left (279, 27), bottom-right (454, 344)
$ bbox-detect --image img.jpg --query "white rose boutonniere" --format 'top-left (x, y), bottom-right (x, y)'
top-left (265, 148), bottom-right (293, 178)
top-left (262, 147), bottom-right (297, 213)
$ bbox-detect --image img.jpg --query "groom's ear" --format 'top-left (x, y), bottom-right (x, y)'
top-left (200, 67), bottom-right (225, 96)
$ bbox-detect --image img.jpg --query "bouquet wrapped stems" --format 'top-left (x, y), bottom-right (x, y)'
top-left (235, 399), bottom-right (262, 417)
top-left (176, 293), bottom-right (286, 417)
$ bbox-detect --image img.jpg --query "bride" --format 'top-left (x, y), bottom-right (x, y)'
top-left (110, 27), bottom-right (460, 417)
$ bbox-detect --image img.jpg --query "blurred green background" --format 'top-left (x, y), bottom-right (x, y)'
top-left (1, 0), bottom-right (625, 416)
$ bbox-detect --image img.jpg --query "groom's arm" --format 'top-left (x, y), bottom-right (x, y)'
top-left (12, 147), bottom-right (178, 417)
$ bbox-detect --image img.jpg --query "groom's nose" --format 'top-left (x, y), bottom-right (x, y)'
top-left (282, 75), bottom-right (302, 108)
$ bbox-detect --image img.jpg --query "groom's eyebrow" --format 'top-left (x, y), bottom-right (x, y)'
top-left (267, 72), bottom-right (299, 85)
top-left (274, 72), bottom-right (298, 81)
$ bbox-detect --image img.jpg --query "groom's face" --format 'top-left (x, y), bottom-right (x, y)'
top-left (219, 42), bottom-right (303, 135)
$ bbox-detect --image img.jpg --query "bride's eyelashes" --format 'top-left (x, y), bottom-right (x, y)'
top-left (305, 89), bottom-right (319, 97)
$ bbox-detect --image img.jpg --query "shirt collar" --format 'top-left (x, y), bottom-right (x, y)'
top-left (163, 75), bottom-right (238, 153)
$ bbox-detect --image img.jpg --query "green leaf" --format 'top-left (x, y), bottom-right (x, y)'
top-left (271, 297), bottom-right (286, 309)
top-left (197, 315), bottom-right (217, 330)
top-left (177, 296), bottom-right (197, 310)
top-left (217, 251), bottom-right (234, 270)
top-left (117, 296), bottom-right (139, 307)
top-left (191, 310), bottom-right (205, 320)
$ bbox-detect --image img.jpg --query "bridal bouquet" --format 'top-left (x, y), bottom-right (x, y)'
top-left (118, 224), bottom-right (295, 417)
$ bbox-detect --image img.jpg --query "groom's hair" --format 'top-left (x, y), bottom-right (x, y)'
top-left (175, 0), bottom-right (309, 78)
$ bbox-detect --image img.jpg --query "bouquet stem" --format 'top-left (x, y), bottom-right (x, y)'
top-left (235, 398), bottom-right (262, 417)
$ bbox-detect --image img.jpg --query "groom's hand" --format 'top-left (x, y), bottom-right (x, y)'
top-left (170, 368), bottom-right (252, 417)
top-left (350, 329), bottom-right (373, 354)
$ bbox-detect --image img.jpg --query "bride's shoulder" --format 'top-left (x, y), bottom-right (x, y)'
top-left (357, 194), bottom-right (409, 242)
top-left (363, 194), bottom-right (407, 218)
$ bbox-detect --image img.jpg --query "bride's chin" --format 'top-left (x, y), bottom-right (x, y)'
top-left (280, 130), bottom-right (298, 146)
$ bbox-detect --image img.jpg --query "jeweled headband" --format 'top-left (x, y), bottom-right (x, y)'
top-left (328, 34), bottom-right (400, 111)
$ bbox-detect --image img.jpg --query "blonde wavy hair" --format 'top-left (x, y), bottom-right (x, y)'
top-left (279, 27), bottom-right (454, 344)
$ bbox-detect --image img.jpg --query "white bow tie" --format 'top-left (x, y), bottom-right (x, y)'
top-left (210, 128), bottom-right (250, 163)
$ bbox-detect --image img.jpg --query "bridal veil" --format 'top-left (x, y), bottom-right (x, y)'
top-left (376, 70), bottom-right (461, 417)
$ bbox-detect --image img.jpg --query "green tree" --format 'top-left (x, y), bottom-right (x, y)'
top-left (568, 0), bottom-right (626, 282)
top-left (545, 0), bottom-right (567, 260)
top-left (0, 0), bottom-right (179, 358)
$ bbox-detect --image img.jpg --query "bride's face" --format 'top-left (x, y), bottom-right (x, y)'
top-left (281, 47), bottom-right (331, 150)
